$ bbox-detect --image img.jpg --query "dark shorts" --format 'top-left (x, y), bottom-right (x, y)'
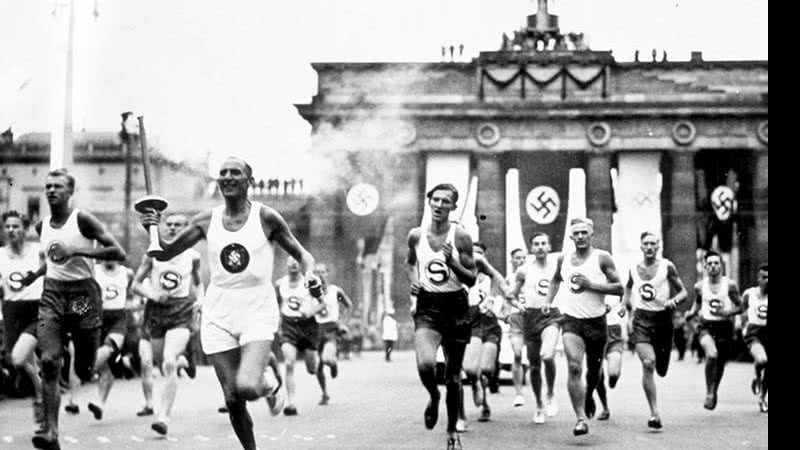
top-left (744, 324), bottom-right (767, 352)
top-left (39, 278), bottom-right (103, 329)
top-left (413, 290), bottom-right (471, 345)
top-left (605, 324), bottom-right (624, 355)
top-left (280, 316), bottom-right (320, 353)
top-left (141, 297), bottom-right (195, 340)
top-left (468, 306), bottom-right (502, 345)
top-left (631, 309), bottom-right (674, 376)
top-left (697, 319), bottom-right (734, 352)
top-left (522, 307), bottom-right (562, 344)
top-left (561, 314), bottom-right (608, 352)
top-left (101, 309), bottom-right (127, 340)
top-left (2, 300), bottom-right (39, 354)
top-left (318, 322), bottom-right (340, 346)
top-left (508, 312), bottom-right (524, 335)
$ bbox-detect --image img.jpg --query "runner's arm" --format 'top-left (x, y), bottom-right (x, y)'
top-left (684, 283), bottom-right (703, 320)
top-left (724, 281), bottom-right (743, 317)
top-left (665, 261), bottom-right (688, 309)
top-left (506, 269), bottom-right (527, 311)
top-left (261, 206), bottom-right (315, 281)
top-left (621, 271), bottom-right (634, 314)
top-left (406, 229), bottom-right (421, 304)
top-left (130, 255), bottom-right (166, 302)
top-left (590, 251), bottom-right (623, 295)
top-left (73, 211), bottom-right (126, 261)
top-left (140, 210), bottom-right (210, 261)
top-left (449, 227), bottom-right (477, 287)
top-left (542, 254), bottom-right (564, 308)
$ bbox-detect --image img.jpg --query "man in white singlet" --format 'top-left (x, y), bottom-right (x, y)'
top-left (0, 211), bottom-right (45, 433)
top-left (139, 157), bottom-right (316, 450)
top-left (622, 231), bottom-right (688, 428)
top-left (684, 250), bottom-right (742, 411)
top-left (740, 263), bottom-right (767, 413)
top-left (506, 232), bottom-right (562, 424)
top-left (276, 258), bottom-right (324, 416)
top-left (503, 247), bottom-right (528, 408)
top-left (313, 263), bottom-right (353, 406)
top-left (25, 168), bottom-right (127, 450)
top-left (406, 183), bottom-right (476, 450)
top-left (87, 260), bottom-right (134, 420)
top-left (541, 218), bottom-right (622, 436)
top-left (131, 213), bottom-right (202, 434)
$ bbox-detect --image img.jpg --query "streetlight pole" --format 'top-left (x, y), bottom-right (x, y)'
top-left (120, 111), bottom-right (136, 252)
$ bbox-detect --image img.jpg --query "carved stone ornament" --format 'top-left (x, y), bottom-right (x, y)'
top-left (671, 120), bottom-right (697, 146)
top-left (396, 123), bottom-right (417, 146)
top-left (476, 123), bottom-right (501, 147)
top-left (586, 122), bottom-right (611, 147)
top-left (756, 121), bottom-right (768, 145)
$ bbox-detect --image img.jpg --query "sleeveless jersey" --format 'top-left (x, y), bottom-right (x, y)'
top-left (415, 225), bottom-right (464, 293)
top-left (316, 284), bottom-right (343, 324)
top-left (150, 249), bottom-right (198, 299)
top-left (41, 209), bottom-right (94, 281)
top-left (699, 276), bottom-right (734, 322)
top-left (630, 259), bottom-right (671, 312)
top-left (605, 296), bottom-right (625, 326)
top-left (277, 275), bottom-right (316, 318)
top-left (468, 272), bottom-right (492, 307)
top-left (521, 255), bottom-right (558, 309)
top-left (207, 201), bottom-right (274, 289)
top-left (94, 265), bottom-right (130, 310)
top-left (557, 249), bottom-right (608, 319)
top-left (0, 243), bottom-right (43, 301)
top-left (744, 287), bottom-right (767, 327)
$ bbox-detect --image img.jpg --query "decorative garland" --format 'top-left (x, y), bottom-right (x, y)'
top-left (479, 64), bottom-right (609, 100)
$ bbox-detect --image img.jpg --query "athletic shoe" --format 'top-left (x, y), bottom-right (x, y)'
top-left (330, 363), bottom-right (338, 379)
top-left (545, 396), bottom-right (559, 417)
top-left (263, 365), bottom-right (284, 415)
top-left (446, 434), bottom-right (463, 450)
top-left (647, 417), bottom-right (663, 429)
top-left (151, 421), bottom-right (168, 436)
top-left (283, 405), bottom-right (298, 416)
top-left (319, 394), bottom-right (330, 406)
top-left (533, 408), bottom-right (546, 424)
top-left (455, 418), bottom-right (467, 433)
top-left (471, 383), bottom-right (483, 408)
top-left (703, 393), bottom-right (717, 410)
top-left (573, 419), bottom-right (589, 436)
top-left (184, 355), bottom-right (197, 380)
top-left (758, 399), bottom-right (768, 413)
top-left (424, 393), bottom-right (441, 429)
top-left (87, 402), bottom-right (103, 421)
top-left (64, 403), bottom-right (79, 415)
top-left (32, 433), bottom-right (60, 450)
top-left (512, 394), bottom-right (525, 407)
top-left (478, 405), bottom-right (491, 422)
top-left (751, 377), bottom-right (761, 396)
top-left (584, 396), bottom-right (596, 419)
top-left (217, 406), bottom-right (228, 414)
top-left (136, 406), bottom-right (154, 417)
top-left (597, 410), bottom-right (610, 421)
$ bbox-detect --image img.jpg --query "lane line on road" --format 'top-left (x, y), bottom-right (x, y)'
top-left (130, 435), bottom-right (144, 442)
top-left (97, 436), bottom-right (111, 443)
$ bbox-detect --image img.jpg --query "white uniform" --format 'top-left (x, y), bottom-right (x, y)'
top-left (744, 287), bottom-right (767, 327)
top-left (415, 225), bottom-right (464, 293)
top-left (629, 259), bottom-right (671, 312)
top-left (521, 255), bottom-right (558, 309)
top-left (699, 277), bottom-right (734, 322)
top-left (315, 284), bottom-right (344, 324)
top-left (0, 243), bottom-right (43, 301)
top-left (201, 201), bottom-right (279, 354)
top-left (40, 209), bottom-right (94, 281)
top-left (382, 315), bottom-right (398, 341)
top-left (94, 264), bottom-right (130, 311)
top-left (605, 296), bottom-right (625, 327)
top-left (150, 249), bottom-right (198, 300)
top-left (557, 249), bottom-right (608, 319)
top-left (468, 273), bottom-right (492, 308)
top-left (277, 275), bottom-right (316, 318)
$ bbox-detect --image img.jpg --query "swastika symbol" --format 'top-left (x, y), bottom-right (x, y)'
top-left (711, 186), bottom-right (736, 221)
top-left (633, 192), bottom-right (657, 206)
top-left (526, 186), bottom-right (560, 225)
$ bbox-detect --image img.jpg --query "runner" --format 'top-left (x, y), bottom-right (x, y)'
top-left (503, 247), bottom-right (528, 408)
top-left (590, 294), bottom-right (626, 422)
top-left (313, 262), bottom-right (353, 405)
top-left (740, 263), bottom-right (767, 413)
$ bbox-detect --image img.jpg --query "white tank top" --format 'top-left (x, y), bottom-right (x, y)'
top-left (605, 296), bottom-right (625, 326)
top-left (700, 276), bottom-right (733, 322)
top-left (150, 249), bottom-right (198, 299)
top-left (557, 249), bottom-right (608, 319)
top-left (630, 259), bottom-right (671, 312)
top-left (94, 264), bottom-right (130, 310)
top-left (521, 255), bottom-right (558, 309)
top-left (468, 273), bottom-right (492, 307)
top-left (744, 287), bottom-right (767, 327)
top-left (277, 275), bottom-right (316, 318)
top-left (0, 243), bottom-right (43, 301)
top-left (41, 209), bottom-right (94, 281)
top-left (207, 201), bottom-right (274, 289)
top-left (316, 284), bottom-right (343, 324)
top-left (415, 225), bottom-right (464, 293)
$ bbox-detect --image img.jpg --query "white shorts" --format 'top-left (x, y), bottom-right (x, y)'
top-left (200, 284), bottom-right (280, 355)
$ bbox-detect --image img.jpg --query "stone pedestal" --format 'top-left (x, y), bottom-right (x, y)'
top-left (585, 152), bottom-right (613, 250)
top-left (664, 152), bottom-right (699, 297)
top-left (475, 153), bottom-right (506, 272)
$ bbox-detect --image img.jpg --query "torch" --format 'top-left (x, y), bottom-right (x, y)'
top-left (132, 116), bottom-right (168, 257)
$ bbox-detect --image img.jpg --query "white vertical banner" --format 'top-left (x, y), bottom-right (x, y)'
top-left (615, 153), bottom-right (663, 272)
top-left (460, 176), bottom-right (480, 241)
top-left (561, 168), bottom-right (587, 255)
top-left (421, 152), bottom-right (471, 227)
top-left (505, 168), bottom-right (527, 275)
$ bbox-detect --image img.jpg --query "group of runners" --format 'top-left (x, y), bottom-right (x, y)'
top-left (0, 168), bottom-right (768, 450)
top-left (406, 183), bottom-right (768, 450)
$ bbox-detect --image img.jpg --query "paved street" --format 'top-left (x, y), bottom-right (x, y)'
top-left (0, 350), bottom-right (767, 449)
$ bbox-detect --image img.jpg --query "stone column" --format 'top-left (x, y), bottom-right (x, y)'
top-left (752, 149), bottom-right (768, 268)
top-left (585, 151), bottom-right (613, 250)
top-left (475, 153), bottom-right (505, 271)
top-left (664, 151), bottom-right (698, 296)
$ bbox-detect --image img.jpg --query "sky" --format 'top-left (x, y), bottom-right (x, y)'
top-left (0, 0), bottom-right (768, 181)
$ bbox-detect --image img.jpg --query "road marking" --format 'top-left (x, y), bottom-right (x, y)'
top-left (303, 436), bottom-right (314, 441)
top-left (194, 435), bottom-right (210, 441)
top-left (326, 434), bottom-right (336, 439)
top-left (97, 436), bottom-right (111, 443)
top-left (130, 436), bottom-right (144, 442)
top-left (166, 436), bottom-right (178, 442)
top-left (64, 436), bottom-right (79, 444)
top-left (2, 436), bottom-right (13, 443)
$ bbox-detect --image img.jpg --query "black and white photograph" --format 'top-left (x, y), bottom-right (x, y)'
top-left (0, 0), bottom-right (768, 448)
